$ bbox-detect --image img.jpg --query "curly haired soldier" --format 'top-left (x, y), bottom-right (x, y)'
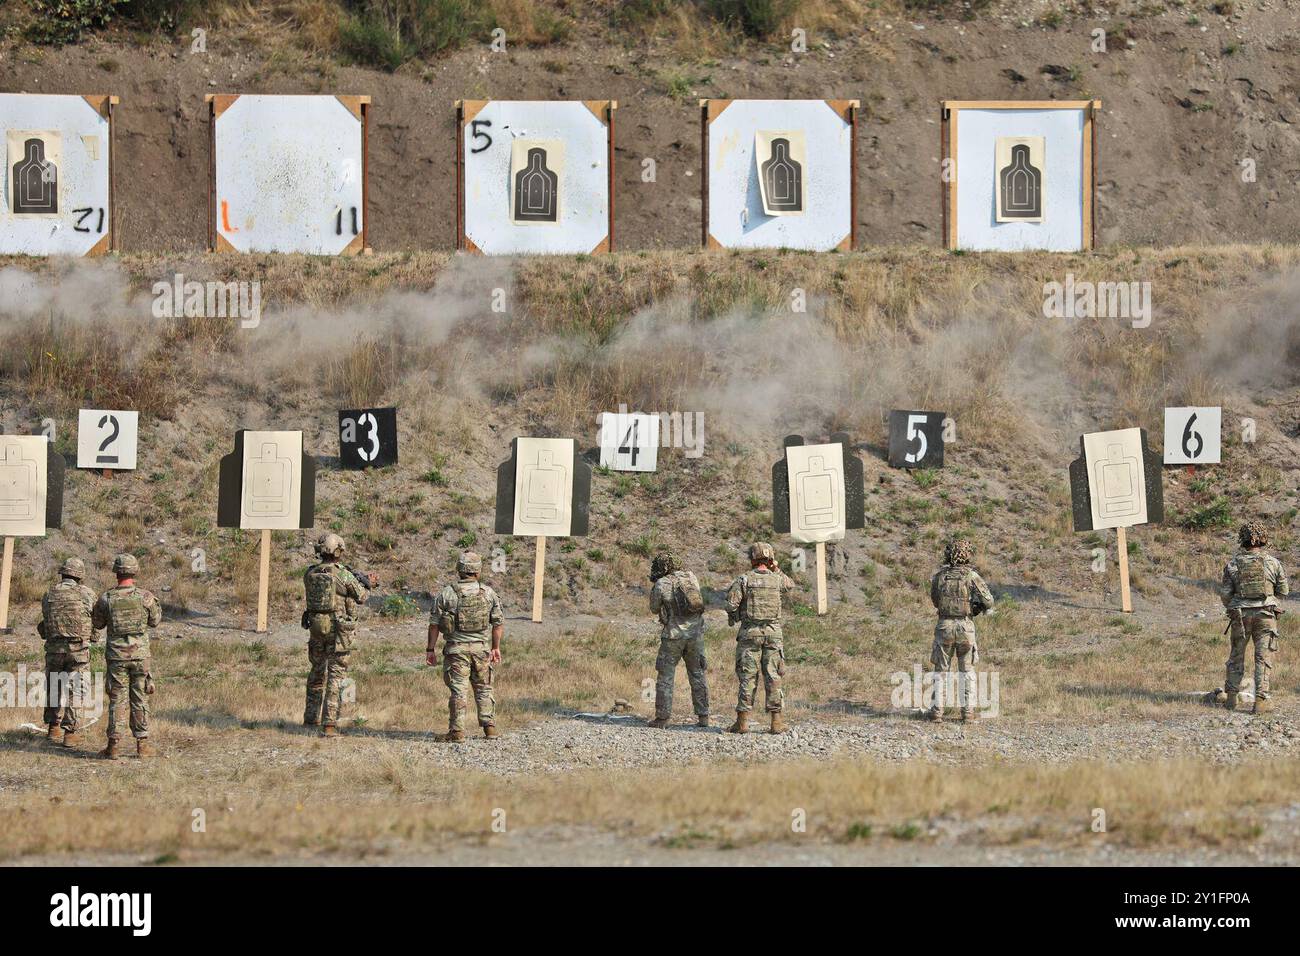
top-left (927, 539), bottom-right (994, 722)
top-left (92, 554), bottom-right (163, 760)
top-left (725, 542), bottom-right (797, 734)
top-left (1214, 522), bottom-right (1289, 714)
top-left (428, 551), bottom-right (503, 742)
top-left (37, 558), bottom-right (97, 749)
top-left (647, 551), bottom-right (709, 729)
top-left (303, 533), bottom-right (370, 737)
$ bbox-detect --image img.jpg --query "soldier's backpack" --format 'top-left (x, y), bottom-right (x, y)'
top-left (742, 572), bottom-right (782, 624)
top-left (46, 583), bottom-right (91, 641)
top-left (935, 568), bottom-right (973, 617)
top-left (1236, 552), bottom-right (1273, 601)
top-left (672, 571), bottom-right (705, 618)
top-left (106, 587), bottom-right (148, 635)
top-left (453, 582), bottom-right (491, 633)
top-left (305, 565), bottom-right (338, 613)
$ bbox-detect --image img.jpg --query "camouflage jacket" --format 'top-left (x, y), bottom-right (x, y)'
top-left (726, 567), bottom-right (797, 634)
top-left (432, 579), bottom-right (504, 644)
top-left (92, 585), bottom-right (163, 661)
top-left (930, 565), bottom-right (995, 619)
top-left (650, 570), bottom-right (704, 638)
top-left (38, 578), bottom-right (98, 658)
top-left (303, 562), bottom-right (368, 622)
top-left (1220, 549), bottom-right (1290, 611)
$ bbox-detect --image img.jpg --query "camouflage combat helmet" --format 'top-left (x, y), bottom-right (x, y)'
top-left (59, 557), bottom-right (85, 580)
top-left (1239, 521), bottom-right (1269, 549)
top-left (748, 542), bottom-right (776, 566)
top-left (315, 532), bottom-right (345, 559)
top-left (112, 553), bottom-right (139, 577)
top-left (944, 539), bottom-right (974, 566)
top-left (650, 551), bottom-right (680, 581)
top-left (457, 551), bottom-right (482, 576)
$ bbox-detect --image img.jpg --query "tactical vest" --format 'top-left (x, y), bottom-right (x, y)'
top-left (305, 565), bottom-right (339, 613)
top-left (1236, 552), bottom-right (1274, 601)
top-left (106, 587), bottom-right (148, 636)
top-left (45, 582), bottom-right (92, 642)
top-left (672, 571), bottom-right (705, 618)
top-left (936, 567), bottom-right (973, 617)
top-left (742, 572), bottom-right (782, 624)
top-left (453, 581), bottom-right (491, 634)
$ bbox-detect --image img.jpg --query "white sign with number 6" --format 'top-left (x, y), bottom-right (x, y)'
top-left (1162, 406), bottom-right (1221, 465)
top-left (76, 409), bottom-right (139, 470)
top-left (598, 412), bottom-right (659, 472)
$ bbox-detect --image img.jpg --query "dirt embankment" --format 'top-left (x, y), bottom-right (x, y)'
top-left (2, 6), bottom-right (1299, 252)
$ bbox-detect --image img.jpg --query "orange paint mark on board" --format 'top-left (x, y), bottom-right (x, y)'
top-left (221, 200), bottom-right (238, 233)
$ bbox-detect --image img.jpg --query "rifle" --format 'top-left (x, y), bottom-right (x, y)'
top-left (344, 565), bottom-right (379, 590)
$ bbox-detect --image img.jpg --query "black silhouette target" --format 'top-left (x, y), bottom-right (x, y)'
top-left (514, 147), bottom-right (558, 223)
top-left (762, 137), bottom-right (803, 213)
top-left (999, 142), bottom-right (1041, 219)
top-left (12, 137), bottom-right (57, 214)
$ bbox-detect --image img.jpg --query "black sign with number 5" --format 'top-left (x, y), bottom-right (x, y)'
top-left (888, 410), bottom-right (946, 469)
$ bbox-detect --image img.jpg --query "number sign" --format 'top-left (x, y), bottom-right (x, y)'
top-left (1163, 407), bottom-right (1221, 465)
top-left (77, 409), bottom-right (139, 470)
top-left (598, 412), bottom-right (658, 472)
top-left (888, 410), bottom-right (946, 469)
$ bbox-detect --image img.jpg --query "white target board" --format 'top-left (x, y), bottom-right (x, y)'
top-left (239, 430), bottom-right (304, 530)
top-left (0, 94), bottom-right (114, 256)
top-left (1082, 427), bottom-right (1148, 530)
top-left (210, 94), bottom-right (369, 255)
top-left (785, 442), bottom-right (846, 544)
top-left (513, 437), bottom-right (575, 537)
top-left (0, 435), bottom-right (49, 538)
top-left (944, 101), bottom-right (1097, 252)
top-left (598, 412), bottom-right (659, 472)
top-left (703, 99), bottom-right (856, 252)
top-left (1163, 407), bottom-right (1221, 465)
top-left (77, 410), bottom-right (139, 471)
top-left (458, 100), bottom-right (614, 255)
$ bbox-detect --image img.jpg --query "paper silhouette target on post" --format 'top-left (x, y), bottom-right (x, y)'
top-left (702, 99), bottom-right (857, 251)
top-left (494, 438), bottom-right (592, 538)
top-left (1, 94), bottom-right (116, 256)
top-left (209, 94), bottom-right (370, 255)
top-left (0, 436), bottom-right (64, 537)
top-left (598, 412), bottom-right (659, 473)
top-left (995, 136), bottom-right (1044, 222)
top-left (888, 411), bottom-right (946, 469)
top-left (1068, 428), bottom-right (1163, 533)
top-left (457, 100), bottom-right (614, 254)
top-left (76, 410), bottom-right (138, 471)
top-left (339, 407), bottom-right (397, 469)
top-left (217, 430), bottom-right (316, 530)
top-left (772, 434), bottom-right (865, 544)
top-left (1163, 407), bottom-right (1221, 466)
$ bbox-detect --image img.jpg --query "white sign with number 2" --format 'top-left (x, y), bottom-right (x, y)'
top-left (77, 409), bottom-right (139, 470)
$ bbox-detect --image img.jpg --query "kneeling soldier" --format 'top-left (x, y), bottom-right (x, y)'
top-left (93, 554), bottom-right (162, 759)
top-left (428, 551), bottom-right (503, 742)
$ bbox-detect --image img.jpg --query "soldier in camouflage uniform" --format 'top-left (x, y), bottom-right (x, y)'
top-left (1214, 521), bottom-right (1290, 715)
top-left (303, 533), bottom-right (369, 737)
top-left (92, 554), bottom-right (163, 760)
top-left (427, 551), bottom-right (503, 742)
top-left (38, 558), bottom-right (97, 749)
top-left (927, 539), bottom-right (994, 722)
top-left (725, 542), bottom-right (797, 735)
top-left (647, 552), bottom-right (709, 729)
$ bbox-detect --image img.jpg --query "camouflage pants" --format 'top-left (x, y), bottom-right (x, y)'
top-left (106, 658), bottom-right (150, 740)
top-left (735, 629), bottom-right (784, 713)
top-left (305, 629), bottom-right (351, 727)
top-left (1225, 610), bottom-right (1278, 699)
top-left (930, 618), bottom-right (977, 712)
top-left (655, 632), bottom-right (709, 719)
top-left (43, 651), bottom-right (89, 732)
top-left (444, 642), bottom-right (495, 732)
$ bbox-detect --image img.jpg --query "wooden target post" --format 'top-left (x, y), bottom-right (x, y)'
top-left (1116, 526), bottom-right (1132, 613)
top-left (531, 536), bottom-right (546, 623)
top-left (0, 537), bottom-right (13, 631)
top-left (256, 529), bottom-right (272, 632)
top-left (815, 542), bottom-right (828, 615)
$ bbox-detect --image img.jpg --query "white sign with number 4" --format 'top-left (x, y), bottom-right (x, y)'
top-left (1163, 407), bottom-right (1221, 465)
top-left (76, 410), bottom-right (139, 470)
top-left (598, 412), bottom-right (659, 472)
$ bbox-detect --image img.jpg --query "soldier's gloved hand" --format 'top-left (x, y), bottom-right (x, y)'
top-left (490, 647), bottom-right (502, 664)
top-left (365, 573), bottom-right (379, 589)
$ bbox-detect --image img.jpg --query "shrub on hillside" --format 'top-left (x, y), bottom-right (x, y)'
top-left (338, 0), bottom-right (495, 70)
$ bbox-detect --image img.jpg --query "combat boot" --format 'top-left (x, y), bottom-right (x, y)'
top-left (697, 715), bottom-right (710, 728)
top-left (61, 731), bottom-right (80, 750)
top-left (483, 724), bottom-right (499, 739)
top-left (441, 729), bottom-right (465, 743)
top-left (647, 717), bottom-right (670, 729)
top-left (1210, 689), bottom-right (1228, 705)
top-left (960, 708), bottom-right (975, 722)
top-left (321, 724), bottom-right (340, 738)
top-left (46, 724), bottom-right (64, 744)
top-left (769, 712), bottom-right (786, 735)
top-left (927, 707), bottom-right (944, 722)
top-left (100, 739), bottom-right (120, 761)
top-left (137, 739), bottom-right (155, 759)
top-left (1224, 692), bottom-right (1238, 712)
top-left (727, 711), bottom-right (748, 734)
top-left (1253, 697), bottom-right (1273, 715)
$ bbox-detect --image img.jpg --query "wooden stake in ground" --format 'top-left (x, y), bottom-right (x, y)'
top-left (256, 528), bottom-right (271, 633)
top-left (815, 541), bottom-right (828, 615)
top-left (1116, 526), bottom-right (1132, 613)
top-left (531, 535), bottom-right (546, 623)
top-left (0, 537), bottom-right (13, 631)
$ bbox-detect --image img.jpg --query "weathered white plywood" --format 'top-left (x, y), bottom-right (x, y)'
top-left (955, 108), bottom-right (1086, 251)
top-left (213, 95), bottom-right (365, 254)
top-left (462, 101), bottom-right (610, 254)
top-left (707, 100), bottom-right (852, 251)
top-left (0, 95), bottom-right (111, 256)
top-left (0, 435), bottom-right (49, 538)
